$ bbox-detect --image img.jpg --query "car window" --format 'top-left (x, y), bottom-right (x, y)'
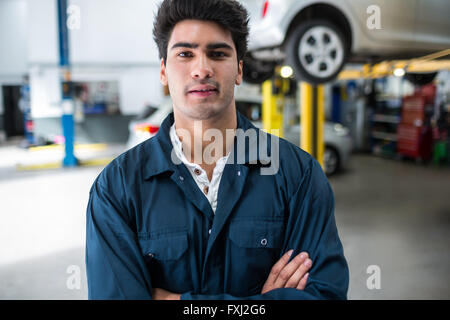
top-left (134, 105), bottom-right (158, 121)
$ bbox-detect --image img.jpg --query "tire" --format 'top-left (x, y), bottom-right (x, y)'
top-left (285, 19), bottom-right (349, 84)
top-left (405, 72), bottom-right (437, 86)
top-left (242, 54), bottom-right (276, 84)
top-left (324, 146), bottom-right (340, 176)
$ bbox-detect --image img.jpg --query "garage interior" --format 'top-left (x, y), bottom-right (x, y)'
top-left (0, 0), bottom-right (449, 299)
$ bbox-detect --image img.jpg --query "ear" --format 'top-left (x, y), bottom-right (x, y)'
top-left (235, 60), bottom-right (243, 86)
top-left (160, 58), bottom-right (168, 86)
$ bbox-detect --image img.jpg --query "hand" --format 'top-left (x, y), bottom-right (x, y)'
top-left (152, 288), bottom-right (181, 300)
top-left (261, 250), bottom-right (312, 294)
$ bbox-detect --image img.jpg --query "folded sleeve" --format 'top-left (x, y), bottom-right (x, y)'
top-left (85, 179), bottom-right (153, 299)
top-left (181, 159), bottom-right (349, 300)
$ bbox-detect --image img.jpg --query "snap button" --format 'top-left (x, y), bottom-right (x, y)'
top-left (194, 168), bottom-right (201, 175)
top-left (208, 229), bottom-right (211, 235)
top-left (148, 253), bottom-right (154, 258)
top-left (179, 176), bottom-right (184, 181)
top-left (237, 171), bottom-right (241, 176)
top-left (203, 186), bottom-right (209, 195)
top-left (260, 238), bottom-right (267, 246)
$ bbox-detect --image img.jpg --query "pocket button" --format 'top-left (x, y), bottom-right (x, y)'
top-left (260, 238), bottom-right (267, 246)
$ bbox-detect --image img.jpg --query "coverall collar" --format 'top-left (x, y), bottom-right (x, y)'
top-left (143, 110), bottom-right (273, 180)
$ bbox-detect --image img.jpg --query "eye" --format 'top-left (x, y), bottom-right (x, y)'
top-left (178, 51), bottom-right (193, 58)
top-left (209, 51), bottom-right (227, 58)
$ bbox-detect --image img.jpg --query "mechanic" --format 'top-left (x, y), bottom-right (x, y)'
top-left (85, 0), bottom-right (349, 300)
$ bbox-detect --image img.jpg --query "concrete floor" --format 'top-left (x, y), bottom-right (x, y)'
top-left (0, 142), bottom-right (449, 299)
top-left (333, 155), bottom-right (450, 299)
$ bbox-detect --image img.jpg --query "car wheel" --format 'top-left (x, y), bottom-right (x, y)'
top-left (242, 54), bottom-right (276, 84)
top-left (324, 146), bottom-right (340, 176)
top-left (404, 72), bottom-right (437, 86)
top-left (285, 19), bottom-right (348, 84)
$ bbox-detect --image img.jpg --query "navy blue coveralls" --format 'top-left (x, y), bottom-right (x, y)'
top-left (86, 111), bottom-right (349, 299)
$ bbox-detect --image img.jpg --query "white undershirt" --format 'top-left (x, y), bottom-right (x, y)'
top-left (169, 123), bottom-right (230, 213)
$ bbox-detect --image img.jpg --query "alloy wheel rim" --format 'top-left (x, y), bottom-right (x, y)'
top-left (298, 26), bottom-right (344, 79)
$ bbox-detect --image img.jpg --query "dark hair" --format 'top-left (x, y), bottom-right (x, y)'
top-left (153, 0), bottom-right (249, 65)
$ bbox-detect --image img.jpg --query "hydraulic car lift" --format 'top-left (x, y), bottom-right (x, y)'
top-left (338, 49), bottom-right (450, 80)
top-left (58, 0), bottom-right (78, 167)
top-left (262, 68), bottom-right (325, 168)
top-left (261, 49), bottom-right (450, 169)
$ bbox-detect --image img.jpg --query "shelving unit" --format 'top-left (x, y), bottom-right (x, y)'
top-left (369, 81), bottom-right (404, 157)
top-left (371, 131), bottom-right (397, 141)
top-left (368, 77), bottom-right (438, 161)
top-left (372, 114), bottom-right (401, 124)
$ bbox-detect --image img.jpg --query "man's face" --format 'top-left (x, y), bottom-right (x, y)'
top-left (160, 19), bottom-right (243, 121)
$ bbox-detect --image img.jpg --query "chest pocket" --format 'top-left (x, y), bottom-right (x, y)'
top-left (138, 230), bottom-right (191, 293)
top-left (226, 219), bottom-right (284, 296)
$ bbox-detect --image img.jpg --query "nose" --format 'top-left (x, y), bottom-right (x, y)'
top-left (190, 54), bottom-right (213, 80)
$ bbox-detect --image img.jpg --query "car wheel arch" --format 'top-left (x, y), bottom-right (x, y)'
top-left (323, 144), bottom-right (341, 175)
top-left (283, 3), bottom-right (353, 53)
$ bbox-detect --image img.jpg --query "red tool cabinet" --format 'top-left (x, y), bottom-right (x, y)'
top-left (397, 84), bottom-right (435, 160)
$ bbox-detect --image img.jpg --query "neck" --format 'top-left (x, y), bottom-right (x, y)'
top-left (173, 104), bottom-right (237, 166)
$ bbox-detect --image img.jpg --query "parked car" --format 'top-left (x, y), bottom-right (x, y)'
top-left (240, 0), bottom-right (450, 84)
top-left (127, 97), bottom-right (352, 175)
top-left (283, 122), bottom-right (353, 176)
top-left (126, 98), bottom-right (172, 150)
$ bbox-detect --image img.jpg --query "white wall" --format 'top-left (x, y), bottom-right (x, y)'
top-left (0, 0), bottom-right (28, 74)
top-left (25, 0), bottom-right (164, 117)
top-left (26, 0), bottom-right (59, 65)
top-left (0, 0), bottom-right (29, 115)
top-left (26, 0), bottom-right (162, 66)
top-left (69, 0), bottom-right (161, 64)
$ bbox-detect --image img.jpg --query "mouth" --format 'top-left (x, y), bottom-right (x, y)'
top-left (187, 86), bottom-right (219, 98)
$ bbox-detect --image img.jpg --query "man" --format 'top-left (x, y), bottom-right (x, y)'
top-left (86, 0), bottom-right (349, 300)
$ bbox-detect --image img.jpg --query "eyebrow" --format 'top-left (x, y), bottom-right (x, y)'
top-left (170, 42), bottom-right (233, 51)
top-left (206, 43), bottom-right (233, 51)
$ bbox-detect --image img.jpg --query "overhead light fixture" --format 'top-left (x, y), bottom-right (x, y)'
top-left (280, 65), bottom-right (294, 78)
top-left (393, 68), bottom-right (405, 77)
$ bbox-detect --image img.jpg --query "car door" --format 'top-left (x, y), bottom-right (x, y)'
top-left (344, 0), bottom-right (416, 49)
top-left (414, 0), bottom-right (450, 51)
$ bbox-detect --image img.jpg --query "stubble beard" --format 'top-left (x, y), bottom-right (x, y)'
top-left (177, 90), bottom-right (234, 121)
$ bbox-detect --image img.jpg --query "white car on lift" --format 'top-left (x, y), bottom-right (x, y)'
top-left (127, 97), bottom-right (352, 175)
top-left (240, 0), bottom-right (450, 84)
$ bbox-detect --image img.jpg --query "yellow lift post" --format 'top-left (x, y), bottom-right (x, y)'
top-left (261, 67), bottom-right (291, 138)
top-left (261, 67), bottom-right (325, 169)
top-left (299, 83), bottom-right (325, 168)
